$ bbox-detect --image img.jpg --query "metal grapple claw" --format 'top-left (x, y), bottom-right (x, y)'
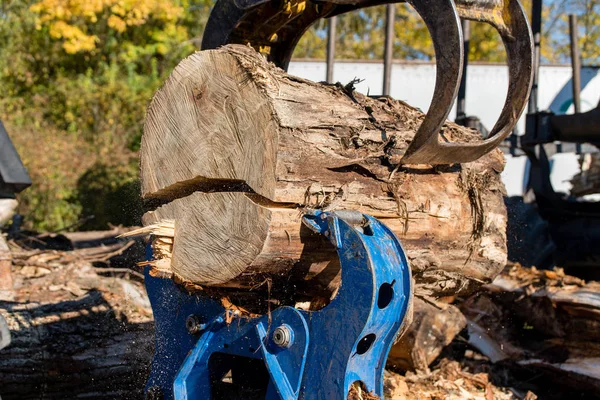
top-left (202, 0), bottom-right (533, 165)
top-left (202, 0), bottom-right (335, 70)
top-left (400, 0), bottom-right (464, 165)
top-left (144, 211), bottom-right (412, 399)
top-left (401, 0), bottom-right (534, 164)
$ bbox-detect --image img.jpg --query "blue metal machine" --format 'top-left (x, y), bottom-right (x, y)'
top-left (144, 210), bottom-right (412, 400)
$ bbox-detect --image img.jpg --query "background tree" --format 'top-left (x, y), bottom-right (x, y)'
top-left (546, 0), bottom-right (600, 64)
top-left (294, 0), bottom-right (598, 64)
top-left (0, 0), bottom-right (211, 230)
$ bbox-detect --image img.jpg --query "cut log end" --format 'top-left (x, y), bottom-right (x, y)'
top-left (142, 192), bottom-right (272, 285)
top-left (141, 49), bottom-right (278, 201)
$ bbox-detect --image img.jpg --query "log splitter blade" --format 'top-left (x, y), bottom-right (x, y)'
top-left (144, 211), bottom-right (412, 399)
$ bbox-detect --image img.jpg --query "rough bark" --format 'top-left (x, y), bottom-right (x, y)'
top-left (388, 298), bottom-right (466, 371)
top-left (140, 44), bottom-right (508, 304)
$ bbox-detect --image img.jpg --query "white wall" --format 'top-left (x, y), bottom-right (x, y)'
top-left (288, 60), bottom-right (600, 196)
top-left (289, 61), bottom-right (600, 133)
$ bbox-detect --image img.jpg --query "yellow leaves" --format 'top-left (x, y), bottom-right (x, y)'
top-left (49, 21), bottom-right (98, 54)
top-left (394, 5), bottom-right (434, 59)
top-left (31, 0), bottom-right (109, 23)
top-left (30, 0), bottom-right (185, 53)
top-left (156, 43), bottom-right (169, 55)
top-left (108, 15), bottom-right (127, 33)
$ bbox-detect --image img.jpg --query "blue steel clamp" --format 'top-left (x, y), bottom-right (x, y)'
top-left (144, 210), bottom-right (412, 400)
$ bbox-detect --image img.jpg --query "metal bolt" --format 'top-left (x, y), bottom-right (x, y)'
top-left (272, 325), bottom-right (293, 348)
top-left (186, 315), bottom-right (204, 335)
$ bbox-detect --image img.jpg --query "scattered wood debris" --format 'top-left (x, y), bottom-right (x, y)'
top-left (0, 232), bottom-right (152, 399)
top-left (461, 263), bottom-right (600, 393)
top-left (389, 297), bottom-right (466, 371)
top-left (385, 359), bottom-right (533, 400)
top-left (8, 230), bottom-right (600, 399)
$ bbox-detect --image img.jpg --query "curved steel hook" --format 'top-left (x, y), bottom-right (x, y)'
top-left (202, 0), bottom-right (335, 70)
top-left (400, 0), bottom-right (464, 164)
top-left (401, 0), bottom-right (534, 164)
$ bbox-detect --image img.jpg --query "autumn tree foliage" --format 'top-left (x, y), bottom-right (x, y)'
top-left (0, 0), bottom-right (597, 231)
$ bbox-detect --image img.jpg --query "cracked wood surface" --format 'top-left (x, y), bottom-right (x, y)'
top-left (140, 45), bottom-right (508, 303)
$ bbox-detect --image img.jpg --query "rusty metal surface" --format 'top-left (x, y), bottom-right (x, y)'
top-left (202, 0), bottom-right (336, 70)
top-left (401, 0), bottom-right (534, 164)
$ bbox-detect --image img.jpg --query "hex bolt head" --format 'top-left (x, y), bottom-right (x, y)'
top-left (272, 325), bottom-right (293, 348)
top-left (186, 315), bottom-right (202, 335)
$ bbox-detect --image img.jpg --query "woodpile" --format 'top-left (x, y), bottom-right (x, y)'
top-left (0, 232), bottom-right (153, 399)
top-left (3, 231), bottom-right (599, 398)
top-left (0, 232), bottom-right (533, 399)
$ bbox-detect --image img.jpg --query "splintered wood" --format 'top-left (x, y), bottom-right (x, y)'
top-left (140, 44), bottom-right (508, 308)
top-left (120, 221), bottom-right (175, 276)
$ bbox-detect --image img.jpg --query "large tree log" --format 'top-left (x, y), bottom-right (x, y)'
top-left (140, 45), bottom-right (508, 305)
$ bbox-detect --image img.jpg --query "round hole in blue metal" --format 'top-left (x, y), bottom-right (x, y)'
top-left (377, 282), bottom-right (394, 309)
top-left (356, 334), bottom-right (376, 355)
